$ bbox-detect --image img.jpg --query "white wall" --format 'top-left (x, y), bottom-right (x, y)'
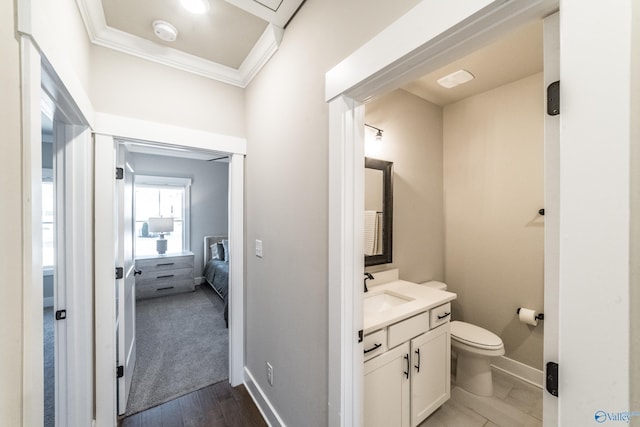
top-left (91, 46), bottom-right (246, 137)
top-left (131, 153), bottom-right (229, 272)
top-left (243, 0), bottom-right (421, 424)
top-left (0, 0), bottom-right (24, 423)
top-left (444, 73), bottom-right (544, 369)
top-left (364, 89), bottom-right (444, 282)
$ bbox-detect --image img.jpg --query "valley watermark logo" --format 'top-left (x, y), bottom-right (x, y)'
top-left (594, 410), bottom-right (640, 423)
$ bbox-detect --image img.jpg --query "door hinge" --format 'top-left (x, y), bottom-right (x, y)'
top-left (115, 267), bottom-right (124, 280)
top-left (115, 167), bottom-right (124, 180)
top-left (358, 329), bottom-right (363, 343)
top-left (547, 80), bottom-right (560, 116)
top-left (116, 365), bottom-right (124, 378)
top-left (546, 361), bottom-right (558, 397)
top-left (55, 310), bottom-right (67, 320)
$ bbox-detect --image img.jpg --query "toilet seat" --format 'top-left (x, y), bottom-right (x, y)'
top-left (451, 321), bottom-right (504, 350)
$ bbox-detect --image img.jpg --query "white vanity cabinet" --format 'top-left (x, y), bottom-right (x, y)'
top-left (364, 342), bottom-right (410, 427)
top-left (364, 303), bottom-right (451, 427)
top-left (410, 323), bottom-right (451, 426)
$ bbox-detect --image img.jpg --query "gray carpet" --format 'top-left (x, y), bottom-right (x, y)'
top-left (125, 285), bottom-right (229, 416)
top-left (44, 307), bottom-right (54, 427)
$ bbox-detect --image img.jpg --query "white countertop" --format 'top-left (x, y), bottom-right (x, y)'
top-left (364, 280), bottom-right (457, 335)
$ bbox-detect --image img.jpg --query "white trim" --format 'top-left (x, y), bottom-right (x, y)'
top-left (194, 276), bottom-right (206, 285)
top-left (243, 367), bottom-right (286, 427)
top-left (75, 0), bottom-right (282, 87)
top-left (135, 175), bottom-right (192, 187)
top-left (95, 113), bottom-right (247, 155)
top-left (94, 134), bottom-right (118, 427)
top-left (325, 1), bottom-right (560, 426)
top-left (225, 0), bottom-right (303, 28)
top-left (228, 153), bottom-right (245, 386)
top-left (491, 356), bottom-right (543, 389)
top-left (21, 37), bottom-right (44, 427)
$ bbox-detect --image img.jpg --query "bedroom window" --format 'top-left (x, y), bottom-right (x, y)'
top-left (134, 176), bottom-right (192, 257)
top-left (42, 169), bottom-right (54, 269)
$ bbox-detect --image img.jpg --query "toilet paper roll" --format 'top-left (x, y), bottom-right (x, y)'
top-left (518, 308), bottom-right (539, 326)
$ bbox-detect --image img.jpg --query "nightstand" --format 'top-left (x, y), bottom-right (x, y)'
top-left (135, 252), bottom-right (195, 299)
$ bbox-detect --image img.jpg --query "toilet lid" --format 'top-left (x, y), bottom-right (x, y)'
top-left (450, 321), bottom-right (503, 349)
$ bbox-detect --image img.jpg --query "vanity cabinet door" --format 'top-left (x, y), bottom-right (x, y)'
top-left (410, 323), bottom-right (451, 426)
top-left (364, 342), bottom-right (410, 427)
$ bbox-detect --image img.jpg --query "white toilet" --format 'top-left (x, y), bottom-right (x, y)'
top-left (421, 281), bottom-right (505, 397)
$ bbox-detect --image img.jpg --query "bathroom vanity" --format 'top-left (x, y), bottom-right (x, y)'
top-left (363, 280), bottom-right (456, 427)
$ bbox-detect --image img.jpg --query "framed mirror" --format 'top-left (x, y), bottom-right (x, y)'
top-left (364, 157), bottom-right (393, 266)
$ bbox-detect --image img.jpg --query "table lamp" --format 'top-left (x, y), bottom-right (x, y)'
top-left (148, 217), bottom-right (174, 255)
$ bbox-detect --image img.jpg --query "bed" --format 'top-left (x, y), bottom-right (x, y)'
top-left (203, 235), bottom-right (229, 327)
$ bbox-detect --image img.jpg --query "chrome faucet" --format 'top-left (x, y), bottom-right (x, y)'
top-left (364, 272), bottom-right (374, 292)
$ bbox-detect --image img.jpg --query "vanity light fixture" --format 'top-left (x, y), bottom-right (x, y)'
top-left (437, 69), bottom-right (475, 89)
top-left (365, 124), bottom-right (384, 156)
top-left (180, 0), bottom-right (211, 14)
top-left (365, 124), bottom-right (384, 141)
top-left (152, 20), bottom-right (178, 42)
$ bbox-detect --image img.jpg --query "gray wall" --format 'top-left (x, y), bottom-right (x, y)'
top-left (364, 89), bottom-right (445, 283)
top-left (132, 153), bottom-right (229, 274)
top-left (443, 73), bottom-right (544, 369)
top-left (243, 0), bottom-right (421, 424)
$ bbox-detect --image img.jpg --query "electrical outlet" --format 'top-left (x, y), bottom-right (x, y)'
top-left (256, 239), bottom-right (263, 258)
top-left (266, 362), bottom-right (273, 386)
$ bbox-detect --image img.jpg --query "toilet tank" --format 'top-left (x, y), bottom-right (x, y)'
top-left (420, 280), bottom-right (447, 290)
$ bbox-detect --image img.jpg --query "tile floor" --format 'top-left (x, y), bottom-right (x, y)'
top-left (420, 369), bottom-right (543, 427)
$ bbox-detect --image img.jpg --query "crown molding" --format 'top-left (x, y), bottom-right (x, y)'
top-left (75, 0), bottom-right (282, 88)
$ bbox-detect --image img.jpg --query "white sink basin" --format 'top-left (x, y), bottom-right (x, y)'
top-left (365, 291), bottom-right (414, 314)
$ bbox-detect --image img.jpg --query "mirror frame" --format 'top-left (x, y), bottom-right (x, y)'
top-left (364, 157), bottom-right (393, 266)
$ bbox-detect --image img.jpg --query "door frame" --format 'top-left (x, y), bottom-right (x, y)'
top-left (94, 113), bottom-right (247, 427)
top-left (21, 36), bottom-right (94, 427)
top-left (325, 1), bottom-right (560, 426)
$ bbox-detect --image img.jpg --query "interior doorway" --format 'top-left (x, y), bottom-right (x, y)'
top-left (326, 2), bottom-right (560, 426)
top-left (94, 118), bottom-right (246, 427)
top-left (114, 140), bottom-right (232, 417)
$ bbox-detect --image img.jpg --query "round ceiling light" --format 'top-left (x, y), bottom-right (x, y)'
top-left (180, 0), bottom-right (210, 14)
top-left (152, 20), bottom-right (178, 42)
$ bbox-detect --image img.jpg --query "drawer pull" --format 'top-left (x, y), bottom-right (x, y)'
top-left (157, 274), bottom-right (175, 279)
top-left (414, 348), bottom-right (421, 372)
top-left (364, 343), bottom-right (382, 354)
top-left (157, 286), bottom-right (175, 291)
top-left (403, 354), bottom-right (410, 379)
top-left (437, 312), bottom-right (451, 320)
top-left (156, 262), bottom-right (175, 267)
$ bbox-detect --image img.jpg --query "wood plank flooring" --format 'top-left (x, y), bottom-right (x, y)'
top-left (119, 381), bottom-right (267, 427)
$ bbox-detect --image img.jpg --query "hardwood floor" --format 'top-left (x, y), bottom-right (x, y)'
top-left (119, 381), bottom-right (267, 427)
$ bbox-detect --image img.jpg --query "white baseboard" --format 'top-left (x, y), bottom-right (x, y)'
top-left (491, 355), bottom-right (543, 389)
top-left (194, 276), bottom-right (205, 285)
top-left (244, 367), bottom-right (286, 427)
top-left (43, 296), bottom-right (54, 308)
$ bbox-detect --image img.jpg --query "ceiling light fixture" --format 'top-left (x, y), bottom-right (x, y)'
top-left (152, 20), bottom-right (178, 42)
top-left (180, 0), bottom-right (210, 14)
top-left (437, 69), bottom-right (475, 89)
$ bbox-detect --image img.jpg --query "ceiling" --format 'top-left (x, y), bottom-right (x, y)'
top-left (403, 20), bottom-right (543, 106)
top-left (76, 0), bottom-right (305, 87)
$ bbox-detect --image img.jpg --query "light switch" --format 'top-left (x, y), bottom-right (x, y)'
top-left (255, 239), bottom-right (263, 258)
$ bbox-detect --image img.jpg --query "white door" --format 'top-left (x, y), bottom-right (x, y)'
top-left (116, 144), bottom-right (137, 414)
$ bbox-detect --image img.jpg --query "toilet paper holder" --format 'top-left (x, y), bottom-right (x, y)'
top-left (516, 307), bottom-right (544, 321)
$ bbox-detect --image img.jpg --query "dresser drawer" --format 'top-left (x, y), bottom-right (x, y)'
top-left (136, 279), bottom-right (194, 299)
top-left (136, 256), bottom-right (194, 272)
top-left (136, 267), bottom-right (193, 283)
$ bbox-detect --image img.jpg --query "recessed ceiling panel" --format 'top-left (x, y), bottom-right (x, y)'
top-left (102, 0), bottom-right (269, 68)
